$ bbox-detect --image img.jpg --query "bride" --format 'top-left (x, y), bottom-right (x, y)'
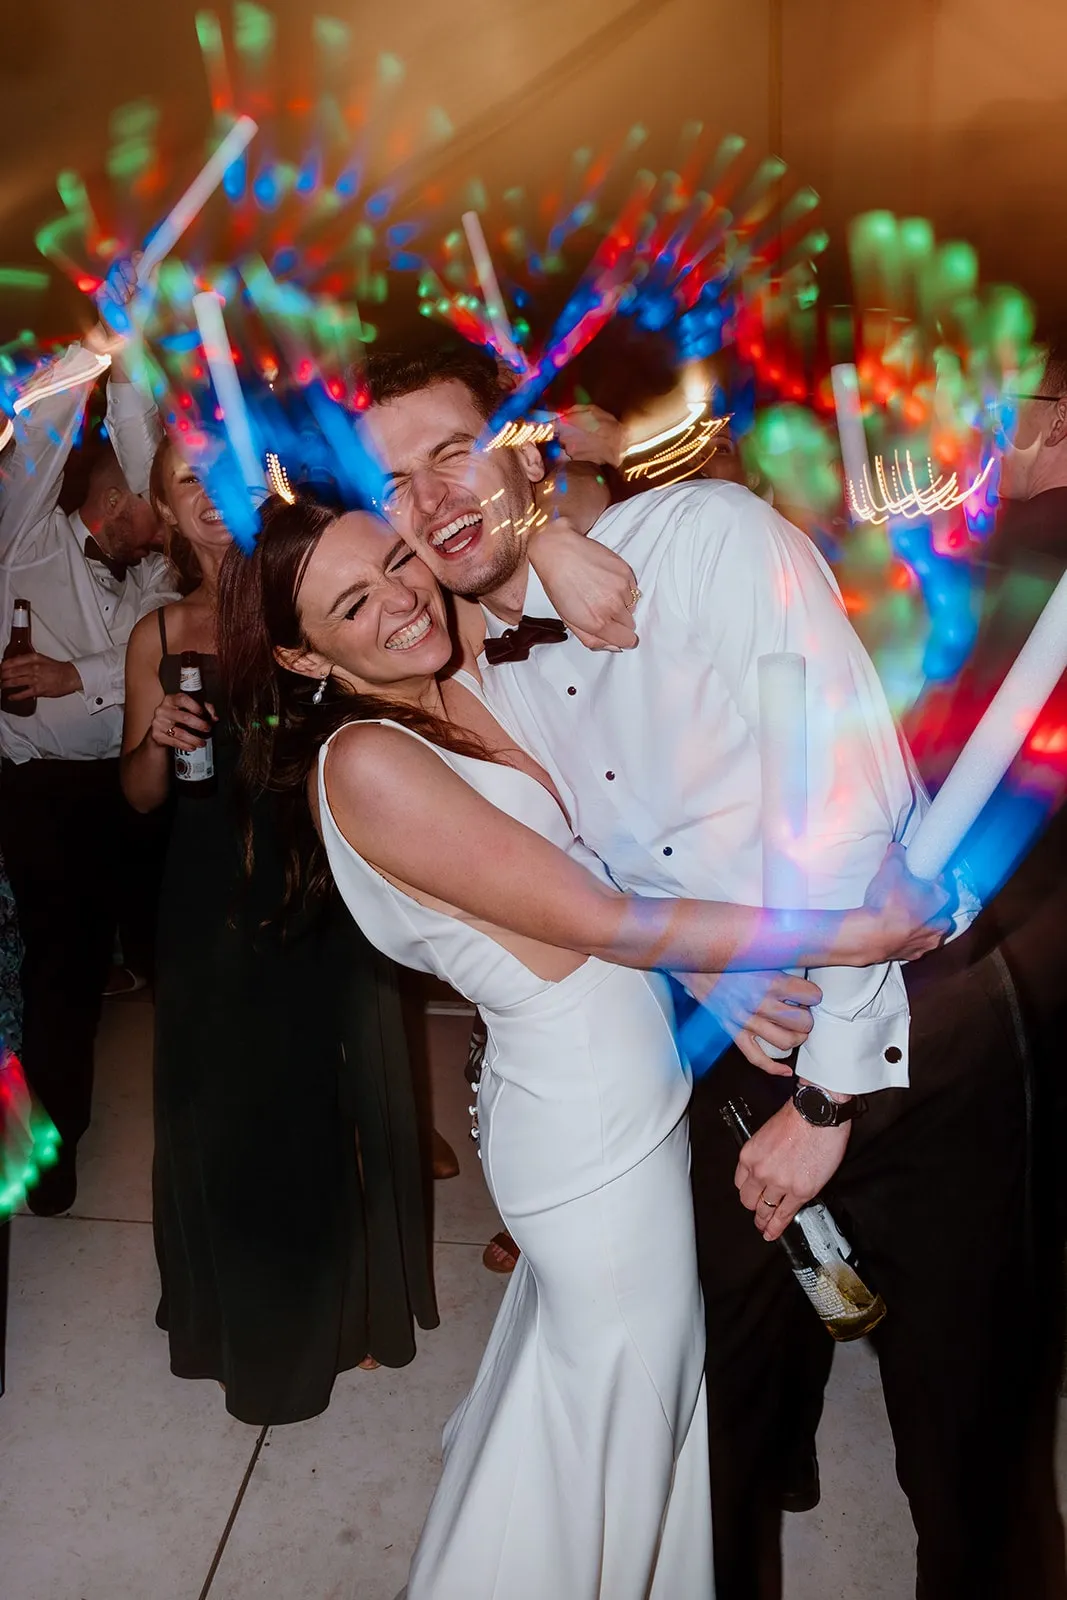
top-left (217, 495), bottom-right (947, 1600)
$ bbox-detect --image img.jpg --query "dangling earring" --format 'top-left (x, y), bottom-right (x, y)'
top-left (311, 674), bottom-right (329, 706)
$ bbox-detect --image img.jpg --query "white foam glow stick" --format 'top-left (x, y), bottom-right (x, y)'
top-left (461, 210), bottom-right (528, 374)
top-left (759, 653), bottom-right (809, 910)
top-left (192, 291), bottom-right (266, 492)
top-left (906, 568), bottom-right (1067, 881)
top-left (830, 363), bottom-right (872, 526)
top-left (138, 117), bottom-right (258, 281)
top-left (757, 653), bottom-right (808, 1057)
top-left (0, 418), bottom-right (12, 453)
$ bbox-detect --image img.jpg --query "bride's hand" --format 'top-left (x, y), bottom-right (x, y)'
top-left (860, 843), bottom-right (952, 962)
top-left (528, 515), bottom-right (639, 653)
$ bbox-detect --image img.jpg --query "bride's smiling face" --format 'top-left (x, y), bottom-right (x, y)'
top-left (290, 512), bottom-right (453, 691)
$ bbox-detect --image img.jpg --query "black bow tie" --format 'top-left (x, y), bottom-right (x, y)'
top-left (83, 535), bottom-right (128, 584)
top-left (483, 615), bottom-right (569, 665)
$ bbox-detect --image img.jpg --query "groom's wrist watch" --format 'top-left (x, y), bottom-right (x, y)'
top-left (791, 1081), bottom-right (868, 1128)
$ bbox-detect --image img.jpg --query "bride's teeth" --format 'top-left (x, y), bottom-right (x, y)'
top-left (385, 609), bottom-right (433, 650)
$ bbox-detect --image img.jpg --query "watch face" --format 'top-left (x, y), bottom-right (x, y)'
top-left (795, 1085), bottom-right (836, 1127)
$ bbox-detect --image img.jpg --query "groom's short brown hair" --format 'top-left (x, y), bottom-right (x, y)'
top-left (356, 343), bottom-right (507, 422)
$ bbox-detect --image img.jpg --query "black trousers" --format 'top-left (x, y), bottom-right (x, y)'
top-left (687, 949), bottom-right (1067, 1600)
top-left (0, 758), bottom-right (122, 1154)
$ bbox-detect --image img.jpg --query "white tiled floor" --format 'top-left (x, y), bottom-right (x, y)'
top-left (1, 1000), bottom-right (1063, 1599)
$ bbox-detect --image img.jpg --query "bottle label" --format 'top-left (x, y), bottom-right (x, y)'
top-left (179, 665), bottom-right (203, 693)
top-left (795, 1202), bottom-right (852, 1266)
top-left (175, 742), bottom-right (214, 783)
top-left (11, 607), bottom-right (29, 629)
top-left (791, 1265), bottom-right (861, 1322)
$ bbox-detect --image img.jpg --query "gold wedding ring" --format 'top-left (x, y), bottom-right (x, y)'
top-left (628, 585), bottom-right (641, 609)
top-left (758, 1194), bottom-right (779, 1209)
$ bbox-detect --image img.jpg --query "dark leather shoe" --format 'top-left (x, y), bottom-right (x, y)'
top-left (26, 1148), bottom-right (77, 1216)
top-left (781, 1452), bottom-right (821, 1513)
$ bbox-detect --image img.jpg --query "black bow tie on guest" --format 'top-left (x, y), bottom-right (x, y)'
top-left (483, 615), bottom-right (569, 665)
top-left (83, 534), bottom-right (128, 584)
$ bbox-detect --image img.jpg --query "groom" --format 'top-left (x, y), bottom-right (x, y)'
top-left (356, 343), bottom-right (1063, 1599)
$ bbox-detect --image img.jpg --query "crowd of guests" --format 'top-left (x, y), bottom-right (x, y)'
top-left (0, 265), bottom-right (1064, 1599)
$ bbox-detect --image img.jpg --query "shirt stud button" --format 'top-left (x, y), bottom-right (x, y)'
top-left (884, 1045), bottom-right (903, 1064)
top-left (567, 686), bottom-right (577, 696)
top-left (605, 771), bottom-right (615, 781)
top-left (663, 846), bottom-right (673, 856)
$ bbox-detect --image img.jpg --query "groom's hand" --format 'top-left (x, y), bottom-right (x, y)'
top-left (735, 1103), bottom-right (850, 1242)
top-left (682, 970), bottom-right (821, 1076)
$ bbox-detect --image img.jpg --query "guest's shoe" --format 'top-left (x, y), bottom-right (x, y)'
top-left (26, 1147), bottom-right (77, 1216)
top-left (103, 964), bottom-right (146, 998)
top-left (781, 1452), bottom-right (821, 1513)
top-left (431, 1128), bottom-right (460, 1180)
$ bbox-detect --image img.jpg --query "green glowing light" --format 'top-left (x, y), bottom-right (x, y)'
top-left (234, 2), bottom-right (274, 58)
top-left (0, 268), bottom-right (49, 291)
top-left (378, 51), bottom-right (405, 86)
top-left (195, 11), bottom-right (223, 53)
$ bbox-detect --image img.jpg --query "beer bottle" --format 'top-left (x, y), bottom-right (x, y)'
top-left (174, 651), bottom-right (217, 797)
top-left (721, 1096), bottom-right (887, 1341)
top-left (1, 600), bottom-right (36, 718)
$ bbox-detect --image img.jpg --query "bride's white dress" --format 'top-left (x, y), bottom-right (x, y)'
top-left (317, 705), bottom-right (714, 1600)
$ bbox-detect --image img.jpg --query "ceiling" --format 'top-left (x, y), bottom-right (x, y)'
top-left (2, 0), bottom-right (1064, 350)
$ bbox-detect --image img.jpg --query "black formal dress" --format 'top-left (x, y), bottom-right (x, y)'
top-left (152, 619), bottom-right (437, 1426)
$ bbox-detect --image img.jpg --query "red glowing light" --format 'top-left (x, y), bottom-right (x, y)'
top-left (76, 275), bottom-right (101, 294)
top-left (327, 378), bottom-right (345, 401)
top-left (1029, 725), bottom-right (1067, 756)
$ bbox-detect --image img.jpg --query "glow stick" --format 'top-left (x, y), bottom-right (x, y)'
top-left (830, 363), bottom-right (873, 526)
top-left (0, 418), bottom-right (12, 453)
top-left (758, 653), bottom-right (809, 910)
top-left (906, 567), bottom-right (1067, 881)
top-left (192, 292), bottom-right (266, 492)
top-left (11, 349), bottom-right (111, 414)
top-left (461, 211), bottom-right (528, 374)
top-left (757, 652), bottom-right (807, 1059)
top-left (138, 117), bottom-right (258, 281)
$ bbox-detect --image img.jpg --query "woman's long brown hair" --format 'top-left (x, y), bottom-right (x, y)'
top-left (148, 438), bottom-right (204, 595)
top-left (216, 493), bottom-right (492, 906)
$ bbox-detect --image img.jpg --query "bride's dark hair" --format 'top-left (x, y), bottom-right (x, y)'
top-left (217, 492), bottom-right (491, 903)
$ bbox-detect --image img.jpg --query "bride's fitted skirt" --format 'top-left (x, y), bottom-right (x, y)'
top-left (407, 960), bottom-right (713, 1600)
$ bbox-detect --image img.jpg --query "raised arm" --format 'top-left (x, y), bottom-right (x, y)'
top-left (322, 725), bottom-right (946, 975)
top-left (0, 346), bottom-right (105, 565)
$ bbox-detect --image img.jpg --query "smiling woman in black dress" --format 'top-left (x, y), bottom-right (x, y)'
top-left (119, 439), bottom-right (436, 1425)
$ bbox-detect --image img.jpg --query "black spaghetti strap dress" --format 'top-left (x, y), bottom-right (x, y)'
top-left (151, 610), bottom-right (437, 1425)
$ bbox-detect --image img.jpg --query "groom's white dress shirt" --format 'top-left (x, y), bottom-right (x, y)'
top-left (478, 479), bottom-right (935, 1097)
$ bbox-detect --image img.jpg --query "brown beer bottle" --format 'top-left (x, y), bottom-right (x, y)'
top-left (721, 1097), bottom-right (887, 1341)
top-left (173, 651), bottom-right (217, 797)
top-left (1, 600), bottom-right (36, 718)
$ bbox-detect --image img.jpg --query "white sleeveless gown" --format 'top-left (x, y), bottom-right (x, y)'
top-left (317, 709), bottom-right (714, 1600)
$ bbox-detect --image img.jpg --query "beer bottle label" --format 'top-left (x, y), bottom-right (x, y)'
top-left (175, 742), bottom-right (214, 782)
top-left (795, 1202), bottom-right (851, 1266)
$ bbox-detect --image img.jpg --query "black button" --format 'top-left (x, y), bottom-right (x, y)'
top-left (884, 1045), bottom-right (902, 1064)
top-left (605, 771), bottom-right (615, 781)
top-left (95, 697), bottom-right (103, 706)
top-left (567, 686), bottom-right (577, 696)
top-left (663, 846), bottom-right (673, 856)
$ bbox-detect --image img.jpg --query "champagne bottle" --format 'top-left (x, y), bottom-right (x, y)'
top-left (174, 651), bottom-right (217, 797)
top-left (1, 600), bottom-right (36, 718)
top-left (721, 1096), bottom-right (887, 1341)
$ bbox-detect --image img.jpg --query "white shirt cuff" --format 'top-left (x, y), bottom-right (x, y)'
top-left (77, 651), bottom-right (123, 713)
top-left (795, 963), bottom-right (911, 1095)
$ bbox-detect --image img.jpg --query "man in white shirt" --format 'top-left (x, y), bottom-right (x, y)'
top-left (0, 305), bottom-right (176, 1216)
top-left (357, 344), bottom-right (1058, 1599)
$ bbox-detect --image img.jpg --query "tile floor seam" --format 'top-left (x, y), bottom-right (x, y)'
top-left (196, 1424), bottom-right (269, 1600)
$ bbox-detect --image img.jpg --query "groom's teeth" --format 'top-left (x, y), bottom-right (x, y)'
top-left (385, 609), bottom-right (433, 650)
top-left (429, 512), bottom-right (480, 551)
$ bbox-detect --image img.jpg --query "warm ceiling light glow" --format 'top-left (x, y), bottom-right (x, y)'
top-left (846, 451), bottom-right (995, 525)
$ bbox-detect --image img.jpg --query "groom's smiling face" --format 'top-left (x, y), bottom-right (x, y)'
top-left (362, 378), bottom-right (545, 598)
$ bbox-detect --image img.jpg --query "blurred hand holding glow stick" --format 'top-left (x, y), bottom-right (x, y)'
top-left (757, 652), bottom-right (808, 1057)
top-left (137, 117), bottom-right (258, 282)
top-left (461, 211), bottom-right (528, 375)
top-left (906, 569), bottom-right (1067, 881)
top-left (192, 291), bottom-right (266, 495)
